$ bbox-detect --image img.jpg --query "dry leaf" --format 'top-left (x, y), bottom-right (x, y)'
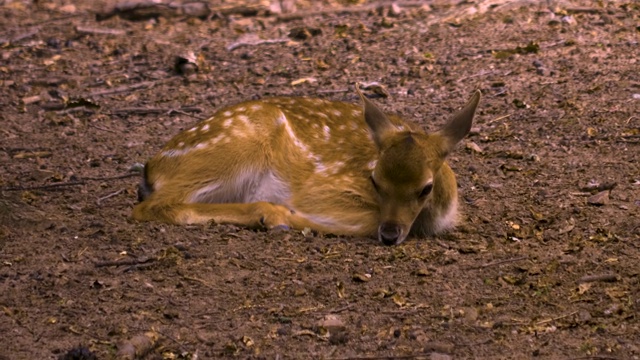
top-left (291, 77), bottom-right (317, 86)
top-left (352, 273), bottom-right (371, 282)
top-left (578, 282), bottom-right (591, 295)
top-left (392, 293), bottom-right (406, 307)
top-left (242, 335), bottom-right (254, 347)
top-left (336, 281), bottom-right (345, 298)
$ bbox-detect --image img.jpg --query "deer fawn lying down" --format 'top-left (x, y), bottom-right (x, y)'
top-left (133, 85), bottom-right (481, 245)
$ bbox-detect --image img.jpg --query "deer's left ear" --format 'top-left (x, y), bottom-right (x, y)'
top-left (437, 90), bottom-right (481, 154)
top-left (356, 84), bottom-right (397, 148)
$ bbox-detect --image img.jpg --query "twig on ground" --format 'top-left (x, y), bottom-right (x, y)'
top-left (277, 1), bottom-right (426, 22)
top-left (1, 173), bottom-right (139, 192)
top-left (535, 311), bottom-right (579, 325)
top-left (109, 106), bottom-right (205, 119)
top-left (328, 304), bottom-right (355, 314)
top-left (94, 257), bottom-right (154, 268)
top-left (0, 27), bottom-right (40, 44)
top-left (90, 79), bottom-right (173, 97)
top-left (23, 13), bottom-right (84, 27)
top-left (317, 88), bottom-right (350, 94)
top-left (168, 108), bottom-right (207, 120)
top-left (566, 7), bottom-right (603, 14)
top-left (87, 123), bottom-right (117, 133)
top-left (226, 37), bottom-right (289, 51)
top-left (96, 188), bottom-right (125, 205)
top-left (468, 256), bottom-right (528, 269)
top-left (75, 26), bottom-right (126, 36)
top-left (577, 274), bottom-right (619, 284)
top-left (123, 263), bottom-right (157, 272)
top-left (486, 114), bottom-right (512, 125)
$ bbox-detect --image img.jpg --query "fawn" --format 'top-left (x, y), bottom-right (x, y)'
top-left (133, 85), bottom-right (481, 245)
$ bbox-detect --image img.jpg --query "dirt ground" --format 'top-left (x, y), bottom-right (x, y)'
top-left (1, 0), bottom-right (639, 359)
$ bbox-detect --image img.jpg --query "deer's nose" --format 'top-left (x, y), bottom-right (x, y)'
top-left (379, 223), bottom-right (402, 246)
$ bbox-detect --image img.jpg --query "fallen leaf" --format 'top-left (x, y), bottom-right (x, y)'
top-left (578, 282), bottom-right (591, 294)
top-left (587, 191), bottom-right (609, 206)
top-left (352, 273), bottom-right (371, 282)
top-left (392, 293), bottom-right (406, 307)
top-left (336, 281), bottom-right (345, 298)
top-left (242, 336), bottom-right (254, 347)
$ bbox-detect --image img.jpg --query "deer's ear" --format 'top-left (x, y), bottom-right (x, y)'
top-left (437, 90), bottom-right (481, 154)
top-left (356, 83), bottom-right (397, 147)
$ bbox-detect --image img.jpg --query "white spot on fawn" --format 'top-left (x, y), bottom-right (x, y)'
top-left (323, 125), bottom-right (331, 141)
top-left (162, 148), bottom-right (191, 157)
top-left (223, 118), bottom-right (233, 128)
top-left (211, 134), bottom-right (225, 144)
top-left (278, 111), bottom-right (311, 154)
top-left (223, 111), bottom-right (232, 117)
top-left (237, 115), bottom-right (251, 127)
top-left (352, 109), bottom-right (362, 117)
top-left (250, 104), bottom-right (262, 111)
top-left (178, 141), bottom-right (185, 147)
top-left (332, 109), bottom-right (342, 117)
top-left (201, 124), bottom-right (210, 132)
top-left (195, 143), bottom-right (208, 150)
top-left (188, 127), bottom-right (197, 133)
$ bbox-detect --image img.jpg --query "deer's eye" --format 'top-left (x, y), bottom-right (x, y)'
top-left (370, 175), bottom-right (379, 192)
top-left (418, 183), bottom-right (433, 198)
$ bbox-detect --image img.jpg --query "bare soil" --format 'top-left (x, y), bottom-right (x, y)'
top-left (1, 0), bottom-right (639, 359)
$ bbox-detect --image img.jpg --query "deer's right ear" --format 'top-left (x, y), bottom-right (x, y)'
top-left (437, 90), bottom-right (481, 155)
top-left (356, 83), bottom-right (397, 147)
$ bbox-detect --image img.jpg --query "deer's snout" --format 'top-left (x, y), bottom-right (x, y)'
top-left (379, 223), bottom-right (404, 246)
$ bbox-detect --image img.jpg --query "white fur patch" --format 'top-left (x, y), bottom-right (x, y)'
top-left (433, 201), bottom-right (458, 233)
top-left (188, 182), bottom-right (222, 203)
top-left (187, 170), bottom-right (290, 205)
top-left (295, 211), bottom-right (363, 233)
top-left (246, 171), bottom-right (291, 204)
